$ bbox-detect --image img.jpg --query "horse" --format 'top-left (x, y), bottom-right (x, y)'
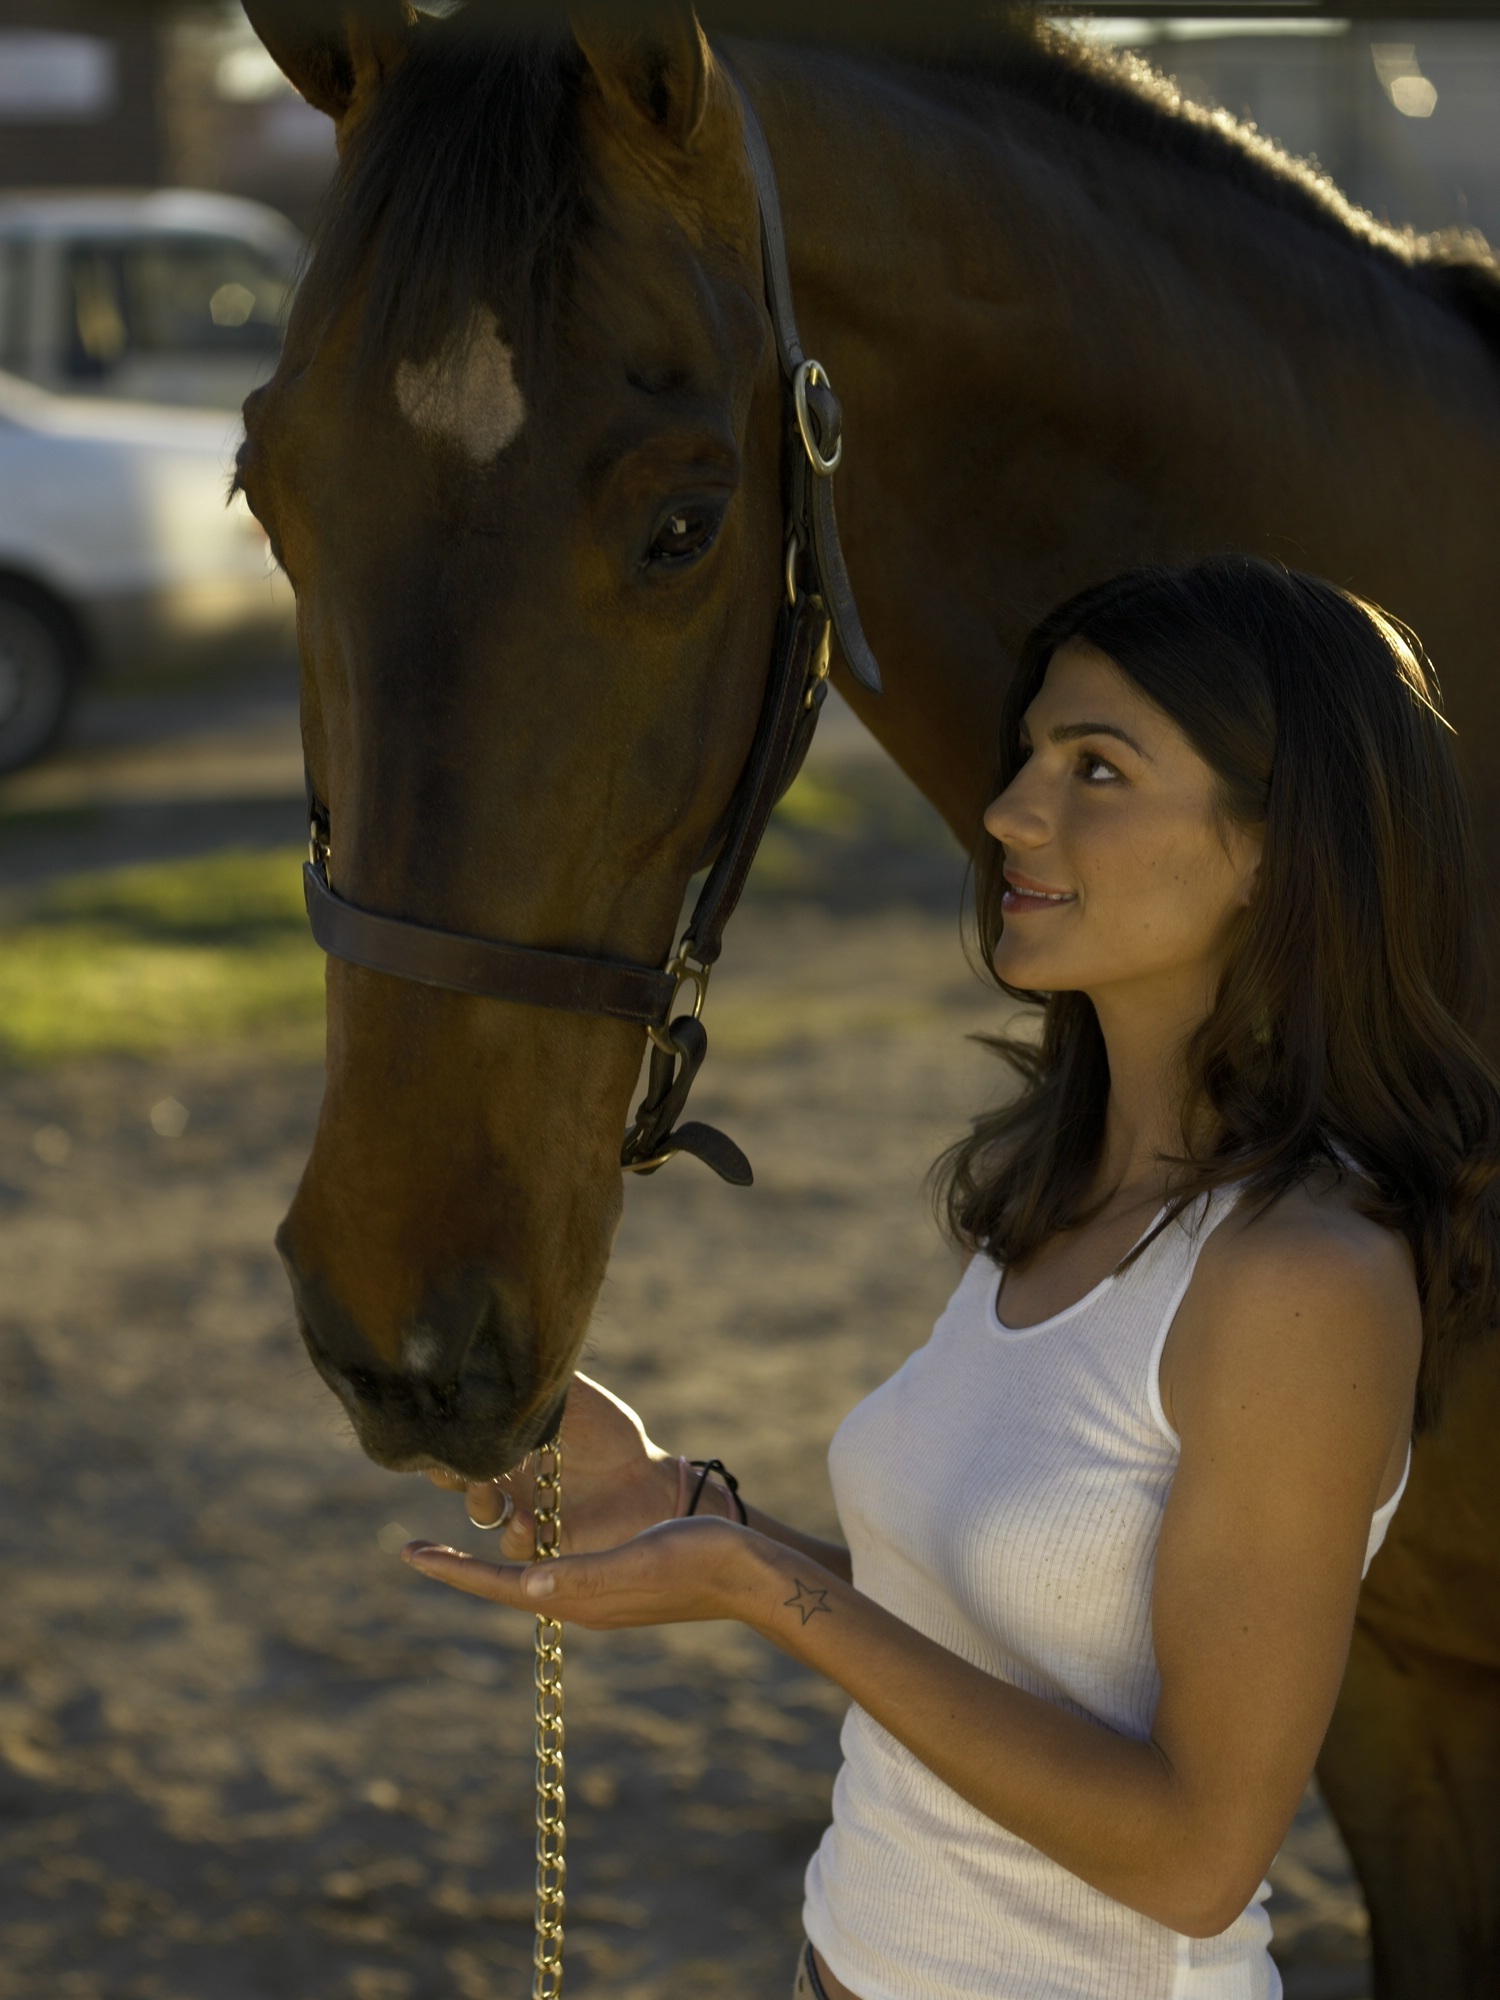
top-left (237, 5), bottom-right (1500, 1990)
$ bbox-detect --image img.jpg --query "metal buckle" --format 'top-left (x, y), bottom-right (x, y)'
top-left (308, 811), bottom-right (331, 874)
top-left (793, 359), bottom-right (842, 476)
top-left (646, 944), bottom-right (710, 1054)
top-left (805, 601), bottom-right (831, 711)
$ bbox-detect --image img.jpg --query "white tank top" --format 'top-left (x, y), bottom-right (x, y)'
top-left (803, 1188), bottom-right (1410, 2000)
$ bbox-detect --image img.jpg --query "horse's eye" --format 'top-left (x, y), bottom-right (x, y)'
top-left (646, 502), bottom-right (723, 569)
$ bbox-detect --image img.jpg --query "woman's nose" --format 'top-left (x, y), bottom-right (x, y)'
top-left (983, 773), bottom-right (1048, 847)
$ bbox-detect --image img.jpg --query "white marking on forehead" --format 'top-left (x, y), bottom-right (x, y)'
top-left (394, 306), bottom-right (527, 464)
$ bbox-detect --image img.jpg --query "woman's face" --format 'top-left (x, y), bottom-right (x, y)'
top-left (985, 640), bottom-right (1261, 1013)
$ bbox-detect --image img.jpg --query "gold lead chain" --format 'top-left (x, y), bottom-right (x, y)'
top-left (532, 1438), bottom-right (565, 2000)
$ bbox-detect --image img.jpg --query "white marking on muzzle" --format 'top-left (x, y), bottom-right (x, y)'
top-left (403, 1327), bottom-right (443, 1377)
top-left (394, 306), bottom-right (527, 463)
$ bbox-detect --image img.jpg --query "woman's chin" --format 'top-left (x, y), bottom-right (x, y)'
top-left (993, 948), bottom-right (1063, 992)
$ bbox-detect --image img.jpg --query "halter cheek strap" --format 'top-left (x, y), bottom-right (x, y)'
top-left (301, 68), bottom-right (881, 1187)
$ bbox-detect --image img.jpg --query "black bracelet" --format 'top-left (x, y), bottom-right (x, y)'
top-left (687, 1458), bottom-right (748, 1525)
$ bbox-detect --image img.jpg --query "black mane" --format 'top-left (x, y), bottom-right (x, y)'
top-left (928, 16), bottom-right (1500, 341)
top-left (296, 5), bottom-right (1500, 371)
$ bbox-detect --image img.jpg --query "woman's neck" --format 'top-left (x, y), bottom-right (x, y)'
top-left (1090, 981), bottom-right (1215, 1207)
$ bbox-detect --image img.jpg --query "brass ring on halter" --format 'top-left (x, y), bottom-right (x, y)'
top-left (793, 360), bottom-right (843, 475)
top-left (646, 948), bottom-right (710, 1055)
top-left (466, 1488), bottom-right (515, 1532)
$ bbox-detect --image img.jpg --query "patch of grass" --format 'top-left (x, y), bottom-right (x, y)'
top-left (748, 761), bottom-right (966, 902)
top-left (40, 845), bottom-right (310, 936)
top-left (0, 847), bottom-right (325, 1064)
top-left (771, 768), bottom-right (867, 836)
top-left (0, 761), bottom-right (966, 1064)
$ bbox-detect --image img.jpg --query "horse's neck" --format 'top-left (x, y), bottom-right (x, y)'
top-left (743, 43), bottom-right (1500, 841)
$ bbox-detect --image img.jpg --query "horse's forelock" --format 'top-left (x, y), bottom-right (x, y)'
top-left (294, 18), bottom-right (591, 380)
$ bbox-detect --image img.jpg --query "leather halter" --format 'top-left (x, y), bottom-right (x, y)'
top-left (302, 69), bottom-right (881, 1188)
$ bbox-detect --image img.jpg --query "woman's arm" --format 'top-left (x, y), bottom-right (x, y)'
top-left (407, 1215), bottom-right (1416, 1937)
top-left (724, 1493), bottom-right (853, 1583)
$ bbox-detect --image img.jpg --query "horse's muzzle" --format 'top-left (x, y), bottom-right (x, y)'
top-left (277, 1231), bottom-right (565, 1478)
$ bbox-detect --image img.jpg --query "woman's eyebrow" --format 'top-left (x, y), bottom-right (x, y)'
top-left (1049, 720), bottom-right (1150, 758)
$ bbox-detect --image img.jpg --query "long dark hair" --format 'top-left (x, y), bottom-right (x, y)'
top-left (937, 555), bottom-right (1500, 1430)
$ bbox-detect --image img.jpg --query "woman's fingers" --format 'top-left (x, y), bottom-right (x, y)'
top-left (499, 1502), bottom-right (536, 1559)
top-left (462, 1479), bottom-right (513, 1530)
top-left (452, 1476), bottom-right (538, 1555)
top-left (401, 1542), bottom-right (542, 1606)
top-left (400, 1519), bottom-right (751, 1630)
top-left (400, 1539), bottom-right (624, 1621)
top-left (419, 1389), bottom-right (675, 1557)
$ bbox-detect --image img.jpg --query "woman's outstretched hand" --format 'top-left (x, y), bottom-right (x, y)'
top-left (422, 1373), bottom-right (684, 1561)
top-left (400, 1515), bottom-right (776, 1632)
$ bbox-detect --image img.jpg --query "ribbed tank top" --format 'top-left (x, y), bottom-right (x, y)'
top-left (803, 1188), bottom-right (1409, 2000)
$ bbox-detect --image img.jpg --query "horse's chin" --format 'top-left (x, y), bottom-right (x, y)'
top-left (346, 1388), bottom-right (569, 1485)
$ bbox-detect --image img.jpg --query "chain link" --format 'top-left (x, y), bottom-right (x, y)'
top-left (532, 1438), bottom-right (565, 2000)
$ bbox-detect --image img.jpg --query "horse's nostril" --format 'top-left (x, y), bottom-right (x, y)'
top-left (276, 1228), bottom-right (378, 1380)
top-left (275, 1239), bottom-right (550, 1474)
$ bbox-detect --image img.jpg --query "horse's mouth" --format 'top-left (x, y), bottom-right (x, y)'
top-left (335, 1385), bottom-right (567, 1483)
top-left (288, 1301), bottom-right (566, 1481)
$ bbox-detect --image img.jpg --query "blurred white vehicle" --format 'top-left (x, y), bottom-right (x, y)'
top-left (0, 188), bottom-right (300, 412)
top-left (0, 190), bottom-right (300, 772)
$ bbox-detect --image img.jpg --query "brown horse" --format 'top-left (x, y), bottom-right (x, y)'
top-left (238, 5), bottom-right (1500, 1990)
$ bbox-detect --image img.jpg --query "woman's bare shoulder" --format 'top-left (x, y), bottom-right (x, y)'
top-left (1202, 1174), bottom-right (1414, 1304)
top-left (1171, 1176), bottom-right (1420, 1429)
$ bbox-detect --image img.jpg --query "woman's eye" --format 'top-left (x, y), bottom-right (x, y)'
top-left (1078, 752), bottom-right (1120, 784)
top-left (646, 502), bottom-right (723, 569)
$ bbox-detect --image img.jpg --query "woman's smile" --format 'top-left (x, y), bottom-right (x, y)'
top-left (1002, 868), bottom-right (1077, 915)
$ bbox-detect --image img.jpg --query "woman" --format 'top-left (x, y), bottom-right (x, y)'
top-left (405, 556), bottom-right (1500, 1999)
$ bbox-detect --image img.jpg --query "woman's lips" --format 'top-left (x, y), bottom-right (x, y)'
top-left (1001, 869), bottom-right (1076, 914)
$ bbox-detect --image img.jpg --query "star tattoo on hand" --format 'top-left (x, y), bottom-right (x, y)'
top-left (784, 1578), bottom-right (832, 1625)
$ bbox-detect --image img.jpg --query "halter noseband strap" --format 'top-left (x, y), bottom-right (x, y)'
top-left (301, 67), bottom-right (881, 1187)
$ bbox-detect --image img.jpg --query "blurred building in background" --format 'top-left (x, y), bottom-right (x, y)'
top-left (0, 2), bottom-right (335, 231)
top-left (0, 8), bottom-right (1496, 245)
top-left (0, 4), bottom-right (167, 191)
top-left (1067, 14), bottom-right (1500, 243)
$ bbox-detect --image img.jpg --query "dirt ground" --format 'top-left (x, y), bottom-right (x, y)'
top-left (0, 681), bottom-right (1372, 1999)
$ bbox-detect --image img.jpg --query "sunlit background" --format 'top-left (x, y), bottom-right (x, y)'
top-left (0, 9), bottom-right (1495, 1999)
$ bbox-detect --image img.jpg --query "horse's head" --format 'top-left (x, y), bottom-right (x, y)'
top-left (239, 5), bottom-right (782, 1475)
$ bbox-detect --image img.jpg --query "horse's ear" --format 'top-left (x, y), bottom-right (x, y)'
top-left (572, 5), bottom-right (710, 151)
top-left (241, 0), bottom-right (413, 134)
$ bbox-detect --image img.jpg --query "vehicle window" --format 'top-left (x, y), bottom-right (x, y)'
top-left (63, 234), bottom-right (291, 380)
top-left (0, 239), bottom-right (32, 375)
